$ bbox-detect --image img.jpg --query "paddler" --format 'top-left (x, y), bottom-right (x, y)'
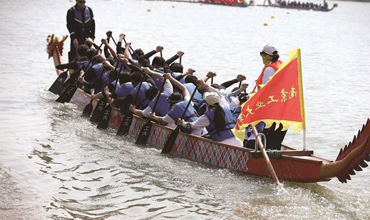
top-left (149, 73), bottom-right (205, 136)
top-left (177, 79), bottom-right (242, 147)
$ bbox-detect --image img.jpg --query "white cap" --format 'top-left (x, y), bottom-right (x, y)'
top-left (262, 44), bottom-right (278, 56)
top-left (203, 92), bottom-right (221, 106)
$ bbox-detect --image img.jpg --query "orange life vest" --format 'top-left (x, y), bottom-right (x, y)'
top-left (252, 60), bottom-right (282, 92)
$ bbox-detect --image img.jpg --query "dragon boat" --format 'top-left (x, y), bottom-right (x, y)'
top-left (47, 35), bottom-right (370, 184)
top-left (254, 2), bottom-right (338, 12)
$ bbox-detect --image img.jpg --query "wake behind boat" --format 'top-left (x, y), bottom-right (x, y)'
top-left (47, 35), bottom-right (370, 184)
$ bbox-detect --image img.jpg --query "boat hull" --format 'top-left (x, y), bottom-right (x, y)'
top-left (71, 89), bottom-right (328, 183)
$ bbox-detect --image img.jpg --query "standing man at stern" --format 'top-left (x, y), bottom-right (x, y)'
top-left (67, 0), bottom-right (95, 62)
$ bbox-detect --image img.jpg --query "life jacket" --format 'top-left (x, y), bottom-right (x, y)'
top-left (253, 60), bottom-right (282, 92)
top-left (183, 83), bottom-right (203, 109)
top-left (168, 100), bottom-right (199, 123)
top-left (204, 104), bottom-right (235, 141)
top-left (130, 82), bottom-right (152, 110)
top-left (152, 68), bottom-right (165, 89)
top-left (115, 82), bottom-right (133, 98)
top-left (72, 6), bottom-right (93, 42)
top-left (83, 62), bottom-right (103, 83)
top-left (76, 60), bottom-right (89, 71)
top-left (171, 72), bottom-right (186, 84)
top-left (116, 60), bottom-right (125, 72)
top-left (148, 92), bottom-right (170, 117)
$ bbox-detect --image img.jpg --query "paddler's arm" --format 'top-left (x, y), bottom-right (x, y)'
top-left (102, 38), bottom-right (117, 59)
top-left (174, 68), bottom-right (195, 82)
top-left (56, 61), bottom-right (77, 70)
top-left (202, 71), bottom-right (216, 83)
top-left (140, 46), bottom-right (163, 60)
top-left (129, 104), bottom-right (145, 118)
top-left (165, 51), bottom-right (184, 65)
top-left (177, 115), bottom-right (210, 130)
top-left (143, 67), bottom-right (165, 81)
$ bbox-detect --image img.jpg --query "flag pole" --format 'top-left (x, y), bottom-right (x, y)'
top-left (303, 128), bottom-right (307, 151)
top-left (251, 125), bottom-right (282, 186)
top-left (297, 48), bottom-right (307, 151)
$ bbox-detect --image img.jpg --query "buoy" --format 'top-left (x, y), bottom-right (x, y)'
top-left (147, 9), bottom-right (151, 12)
top-left (271, 15), bottom-right (275, 19)
top-left (263, 22), bottom-right (268, 26)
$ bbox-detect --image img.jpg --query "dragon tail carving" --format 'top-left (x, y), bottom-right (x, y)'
top-left (320, 119), bottom-right (370, 183)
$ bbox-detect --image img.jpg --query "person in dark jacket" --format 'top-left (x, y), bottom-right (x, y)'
top-left (66, 0), bottom-right (96, 62)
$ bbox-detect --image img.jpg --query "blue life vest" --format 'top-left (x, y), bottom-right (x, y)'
top-left (116, 61), bottom-right (126, 72)
top-left (94, 71), bottom-right (110, 93)
top-left (115, 82), bottom-right (133, 98)
top-left (76, 60), bottom-right (89, 70)
top-left (171, 72), bottom-right (186, 84)
top-left (73, 6), bottom-right (92, 42)
top-left (152, 68), bottom-right (165, 89)
top-left (168, 100), bottom-right (199, 123)
top-left (184, 83), bottom-right (203, 109)
top-left (204, 104), bottom-right (235, 141)
top-left (130, 82), bottom-right (151, 110)
top-left (91, 63), bottom-right (104, 79)
top-left (148, 92), bottom-right (170, 117)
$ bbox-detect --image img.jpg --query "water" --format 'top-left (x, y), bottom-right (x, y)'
top-left (1, 0), bottom-right (370, 219)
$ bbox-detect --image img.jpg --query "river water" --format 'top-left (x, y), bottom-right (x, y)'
top-left (1, 0), bottom-right (370, 219)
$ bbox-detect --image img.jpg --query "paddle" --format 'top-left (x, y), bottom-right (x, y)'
top-left (251, 125), bottom-right (282, 186)
top-left (135, 75), bottom-right (167, 145)
top-left (110, 33), bottom-right (137, 58)
top-left (116, 69), bottom-right (145, 136)
top-left (82, 62), bottom-right (107, 117)
top-left (49, 69), bottom-right (69, 95)
top-left (96, 64), bottom-right (123, 129)
top-left (161, 85), bottom-right (199, 154)
top-left (55, 56), bottom-right (101, 103)
top-left (90, 62), bottom-right (120, 123)
top-left (56, 42), bottom-right (104, 103)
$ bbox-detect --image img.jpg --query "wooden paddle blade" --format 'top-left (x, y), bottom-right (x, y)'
top-left (90, 99), bottom-right (107, 123)
top-left (59, 77), bottom-right (75, 95)
top-left (55, 81), bottom-right (78, 103)
top-left (49, 71), bottom-right (67, 95)
top-left (116, 113), bottom-right (133, 136)
top-left (82, 101), bottom-right (93, 117)
top-left (161, 127), bottom-right (180, 154)
top-left (97, 105), bottom-right (112, 129)
top-left (135, 121), bottom-right (152, 146)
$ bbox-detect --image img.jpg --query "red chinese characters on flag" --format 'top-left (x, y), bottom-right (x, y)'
top-left (233, 49), bottom-right (306, 141)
